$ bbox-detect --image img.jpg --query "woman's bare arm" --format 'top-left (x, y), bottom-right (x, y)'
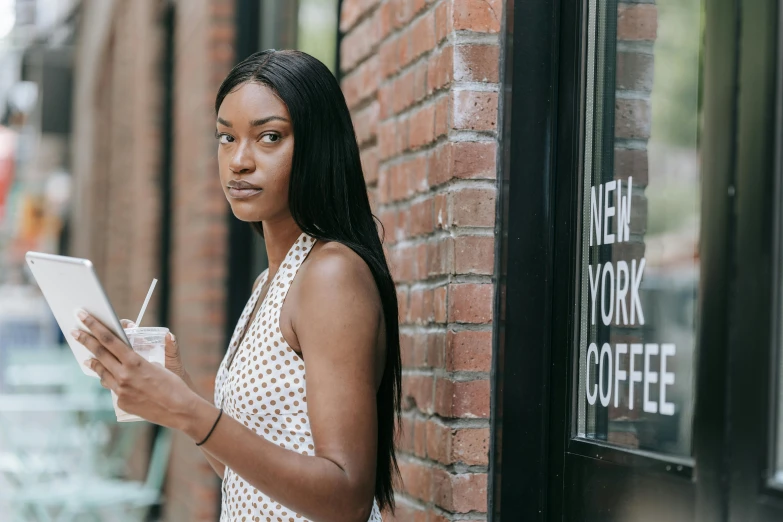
top-left (193, 271), bottom-right (267, 479)
top-left (179, 246), bottom-right (382, 522)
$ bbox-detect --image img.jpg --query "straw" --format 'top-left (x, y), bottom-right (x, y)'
top-left (135, 278), bottom-right (158, 327)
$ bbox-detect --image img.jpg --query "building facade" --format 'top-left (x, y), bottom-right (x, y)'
top-left (66, 0), bottom-right (783, 521)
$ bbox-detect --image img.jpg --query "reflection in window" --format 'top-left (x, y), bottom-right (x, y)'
top-left (576, 0), bottom-right (703, 458)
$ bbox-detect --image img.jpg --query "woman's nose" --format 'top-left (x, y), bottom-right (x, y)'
top-left (228, 142), bottom-right (254, 173)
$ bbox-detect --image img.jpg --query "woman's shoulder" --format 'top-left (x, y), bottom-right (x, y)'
top-left (298, 240), bottom-right (379, 302)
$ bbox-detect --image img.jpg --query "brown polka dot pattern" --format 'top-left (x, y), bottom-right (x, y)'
top-left (214, 233), bottom-right (382, 521)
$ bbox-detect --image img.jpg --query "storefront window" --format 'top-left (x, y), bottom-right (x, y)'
top-left (575, 0), bottom-right (703, 458)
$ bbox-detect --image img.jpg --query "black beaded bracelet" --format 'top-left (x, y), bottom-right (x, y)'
top-left (196, 408), bottom-right (223, 446)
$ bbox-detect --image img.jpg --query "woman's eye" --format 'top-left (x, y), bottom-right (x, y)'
top-left (217, 133), bottom-right (234, 144)
top-left (261, 133), bottom-right (280, 144)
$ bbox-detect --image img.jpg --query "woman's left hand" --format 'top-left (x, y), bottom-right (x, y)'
top-left (71, 310), bottom-right (199, 431)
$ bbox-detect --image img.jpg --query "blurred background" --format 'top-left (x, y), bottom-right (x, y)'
top-left (0, 0), bottom-right (340, 520)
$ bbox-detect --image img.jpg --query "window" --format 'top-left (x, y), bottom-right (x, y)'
top-left (575, 0), bottom-right (704, 458)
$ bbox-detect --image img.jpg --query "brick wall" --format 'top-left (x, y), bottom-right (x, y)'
top-left (164, 0), bottom-right (235, 520)
top-left (72, 1), bottom-right (234, 520)
top-left (340, 1), bottom-right (503, 519)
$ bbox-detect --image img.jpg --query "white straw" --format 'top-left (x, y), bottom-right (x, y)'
top-left (135, 278), bottom-right (158, 327)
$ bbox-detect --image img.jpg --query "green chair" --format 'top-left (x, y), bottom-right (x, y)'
top-left (4, 427), bottom-right (173, 522)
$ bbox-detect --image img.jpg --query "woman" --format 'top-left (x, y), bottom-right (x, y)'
top-left (71, 50), bottom-right (401, 522)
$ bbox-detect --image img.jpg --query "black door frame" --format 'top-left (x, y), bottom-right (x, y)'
top-left (491, 0), bottom-right (783, 520)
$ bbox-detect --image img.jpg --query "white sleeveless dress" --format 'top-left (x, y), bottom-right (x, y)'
top-left (214, 232), bottom-right (383, 521)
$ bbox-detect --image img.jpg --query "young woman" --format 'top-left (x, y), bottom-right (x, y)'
top-left (71, 50), bottom-right (401, 522)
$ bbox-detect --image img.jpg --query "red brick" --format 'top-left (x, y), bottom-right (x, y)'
top-left (434, 94), bottom-right (450, 138)
top-left (615, 98), bottom-right (651, 139)
top-left (400, 332), bottom-right (416, 367)
top-left (433, 285), bottom-right (447, 323)
top-left (454, 234), bottom-right (494, 274)
top-left (402, 374), bottom-right (434, 413)
top-left (397, 460), bottom-right (433, 502)
top-left (340, 0), bottom-right (381, 32)
top-left (452, 90), bottom-right (498, 131)
top-left (396, 287), bottom-right (409, 320)
top-left (413, 418), bottom-right (427, 458)
top-left (617, 4), bottom-right (657, 41)
top-left (378, 82), bottom-right (395, 119)
top-left (453, 141), bottom-right (496, 179)
top-left (409, 104), bottom-right (436, 149)
top-left (453, 428), bottom-right (490, 466)
top-left (393, 68), bottom-right (416, 113)
top-left (407, 10), bottom-right (436, 62)
top-left (434, 193), bottom-right (448, 229)
top-left (360, 146), bottom-right (379, 185)
top-left (426, 422), bottom-right (450, 463)
top-left (383, 502), bottom-right (428, 522)
top-left (396, 116), bottom-right (410, 154)
top-left (341, 11), bottom-right (382, 72)
top-left (414, 243), bottom-right (428, 280)
top-left (447, 329), bottom-right (492, 371)
top-left (426, 423), bottom-right (490, 465)
top-left (379, 120), bottom-right (397, 160)
top-left (408, 287), bottom-right (435, 323)
top-left (616, 50), bottom-right (655, 92)
top-left (380, 36), bottom-right (400, 79)
top-left (435, 378), bottom-right (491, 418)
top-left (396, 414), bottom-right (415, 452)
top-left (451, 188), bottom-right (496, 227)
top-left (377, 165), bottom-right (390, 203)
top-left (410, 198), bottom-right (433, 237)
top-left (454, 44), bottom-right (500, 83)
top-left (413, 60), bottom-right (428, 104)
top-left (428, 236), bottom-right (454, 276)
top-left (433, 470), bottom-right (488, 512)
top-left (428, 46), bottom-right (454, 94)
top-left (453, 0), bottom-right (501, 33)
top-left (434, 0), bottom-right (452, 43)
top-left (352, 100), bottom-right (379, 146)
top-left (379, 0), bottom-right (396, 39)
top-left (428, 331), bottom-right (446, 368)
top-left (448, 283), bottom-right (493, 323)
top-left (614, 148), bottom-right (649, 186)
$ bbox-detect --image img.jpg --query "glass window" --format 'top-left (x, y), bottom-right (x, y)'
top-left (575, 0), bottom-right (703, 458)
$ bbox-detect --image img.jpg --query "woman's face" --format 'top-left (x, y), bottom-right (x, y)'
top-left (216, 82), bottom-right (294, 224)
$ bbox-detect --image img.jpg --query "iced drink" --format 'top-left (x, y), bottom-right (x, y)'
top-left (112, 326), bottom-right (169, 422)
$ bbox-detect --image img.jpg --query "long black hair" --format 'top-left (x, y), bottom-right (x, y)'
top-left (215, 50), bottom-right (401, 513)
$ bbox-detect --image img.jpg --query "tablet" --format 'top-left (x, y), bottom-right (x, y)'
top-left (25, 251), bottom-right (131, 378)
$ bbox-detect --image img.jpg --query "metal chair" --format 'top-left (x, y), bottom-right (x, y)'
top-left (5, 427), bottom-right (172, 522)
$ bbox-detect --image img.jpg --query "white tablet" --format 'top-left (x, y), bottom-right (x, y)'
top-left (25, 251), bottom-right (131, 378)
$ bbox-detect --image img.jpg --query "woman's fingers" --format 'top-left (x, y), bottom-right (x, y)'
top-left (77, 310), bottom-right (134, 363)
top-left (72, 329), bottom-right (123, 375)
top-left (121, 319), bottom-right (137, 329)
top-left (86, 359), bottom-right (118, 392)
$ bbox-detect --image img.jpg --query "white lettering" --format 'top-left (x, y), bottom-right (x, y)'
top-left (615, 260), bottom-right (629, 325)
top-left (588, 264), bottom-right (601, 326)
top-left (660, 344), bottom-right (676, 415)
top-left (629, 343), bottom-right (643, 410)
top-left (614, 343), bottom-right (628, 407)
top-left (586, 343), bottom-right (599, 405)
top-left (590, 185), bottom-right (602, 246)
top-left (601, 262), bottom-right (615, 326)
top-left (630, 257), bottom-right (646, 325)
top-left (599, 343), bottom-right (612, 407)
top-left (603, 181), bottom-right (616, 244)
top-left (616, 177), bottom-right (632, 243)
top-left (644, 344), bottom-right (659, 413)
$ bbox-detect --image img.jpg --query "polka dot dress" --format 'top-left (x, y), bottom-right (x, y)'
top-left (214, 233), bottom-right (383, 522)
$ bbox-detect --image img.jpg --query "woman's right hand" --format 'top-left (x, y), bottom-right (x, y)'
top-left (121, 319), bottom-right (187, 380)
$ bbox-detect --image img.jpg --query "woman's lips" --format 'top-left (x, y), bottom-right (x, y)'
top-left (228, 187), bottom-right (262, 199)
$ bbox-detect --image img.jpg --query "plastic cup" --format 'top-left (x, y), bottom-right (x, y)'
top-left (112, 327), bottom-right (169, 422)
